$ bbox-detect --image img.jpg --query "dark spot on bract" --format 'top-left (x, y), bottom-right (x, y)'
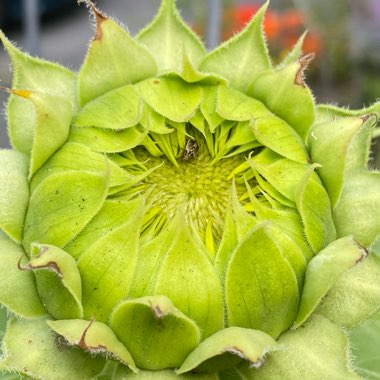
top-left (54, 333), bottom-right (70, 352)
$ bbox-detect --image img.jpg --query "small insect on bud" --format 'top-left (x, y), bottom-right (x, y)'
top-left (182, 139), bottom-right (199, 160)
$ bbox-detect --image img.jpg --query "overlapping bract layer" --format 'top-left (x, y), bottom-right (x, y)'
top-left (0, 0), bottom-right (380, 379)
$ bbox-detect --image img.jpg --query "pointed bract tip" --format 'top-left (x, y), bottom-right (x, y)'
top-left (299, 52), bottom-right (315, 66)
top-left (250, 0), bottom-right (269, 22)
top-left (78, 317), bottom-right (96, 349)
top-left (295, 30), bottom-right (309, 51)
top-left (253, 0), bottom-right (269, 19)
top-left (78, 0), bottom-right (107, 40)
top-left (0, 29), bottom-right (14, 52)
top-left (160, 0), bottom-right (177, 11)
top-left (0, 86), bottom-right (31, 99)
top-left (295, 53), bottom-right (315, 86)
top-left (152, 0), bottom-right (177, 21)
top-left (0, 29), bottom-right (8, 45)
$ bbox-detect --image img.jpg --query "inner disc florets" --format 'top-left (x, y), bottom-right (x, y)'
top-left (110, 115), bottom-right (261, 246)
top-left (138, 145), bottom-right (245, 240)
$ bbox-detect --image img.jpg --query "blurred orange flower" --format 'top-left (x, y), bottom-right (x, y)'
top-left (223, 3), bottom-right (323, 58)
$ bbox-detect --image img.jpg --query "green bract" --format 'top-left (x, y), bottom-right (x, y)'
top-left (1, 1), bottom-right (380, 379)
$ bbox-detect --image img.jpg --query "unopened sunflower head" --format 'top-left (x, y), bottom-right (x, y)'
top-left (1, 0), bottom-right (380, 379)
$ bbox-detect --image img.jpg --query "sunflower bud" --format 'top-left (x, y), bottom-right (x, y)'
top-left (0, 1), bottom-right (380, 379)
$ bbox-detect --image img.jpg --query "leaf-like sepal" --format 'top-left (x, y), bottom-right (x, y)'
top-left (9, 90), bottom-right (72, 179)
top-left (0, 31), bottom-right (77, 154)
top-left (128, 212), bottom-right (224, 337)
top-left (110, 295), bottom-right (201, 370)
top-left (129, 214), bottom-right (191, 298)
top-left (137, 0), bottom-right (206, 73)
top-left (225, 222), bottom-right (299, 339)
top-left (177, 327), bottom-right (277, 374)
top-left (216, 86), bottom-right (270, 121)
top-left (246, 315), bottom-right (360, 379)
top-left (317, 255), bottom-right (380, 328)
top-left (200, 87), bottom-right (224, 131)
top-left (334, 171), bottom-right (380, 247)
top-left (47, 318), bottom-right (137, 372)
top-left (315, 102), bottom-right (380, 123)
top-left (215, 184), bottom-right (256, 276)
top-left (251, 200), bottom-right (313, 261)
top-left (249, 148), bottom-right (309, 202)
top-left (248, 55), bottom-right (315, 140)
top-left (137, 77), bottom-right (202, 122)
top-left (295, 166), bottom-right (336, 253)
top-left (23, 170), bottom-right (109, 252)
top-left (79, 6), bottom-right (157, 105)
top-left (279, 31), bottom-right (307, 67)
top-left (350, 311), bottom-right (380, 379)
top-left (200, 2), bottom-right (271, 92)
top-left (0, 317), bottom-right (106, 380)
top-left (172, 53), bottom-right (227, 85)
top-left (29, 142), bottom-right (137, 193)
top-left (22, 244), bottom-right (83, 319)
top-left (0, 150), bottom-right (29, 242)
top-left (77, 198), bottom-right (143, 322)
top-left (294, 236), bottom-right (367, 328)
top-left (253, 171), bottom-right (295, 208)
top-left (66, 198), bottom-right (144, 260)
top-left (69, 125), bottom-right (148, 153)
top-left (74, 85), bottom-right (142, 130)
top-left (251, 115), bottom-right (309, 163)
top-left (151, 212), bottom-right (224, 338)
top-left (267, 225), bottom-right (307, 290)
top-left (308, 115), bottom-right (375, 207)
top-left (141, 107), bottom-right (174, 134)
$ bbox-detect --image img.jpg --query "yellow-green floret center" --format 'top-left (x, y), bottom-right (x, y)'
top-left (134, 145), bottom-right (247, 241)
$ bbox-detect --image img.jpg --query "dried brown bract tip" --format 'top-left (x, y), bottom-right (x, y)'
top-left (295, 53), bottom-right (315, 87)
top-left (78, 317), bottom-right (96, 350)
top-left (78, 0), bottom-right (107, 40)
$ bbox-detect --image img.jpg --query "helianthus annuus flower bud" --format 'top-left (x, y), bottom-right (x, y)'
top-left (0, 1), bottom-right (380, 379)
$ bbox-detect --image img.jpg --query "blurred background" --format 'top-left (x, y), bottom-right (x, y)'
top-left (0, 0), bottom-right (379, 164)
